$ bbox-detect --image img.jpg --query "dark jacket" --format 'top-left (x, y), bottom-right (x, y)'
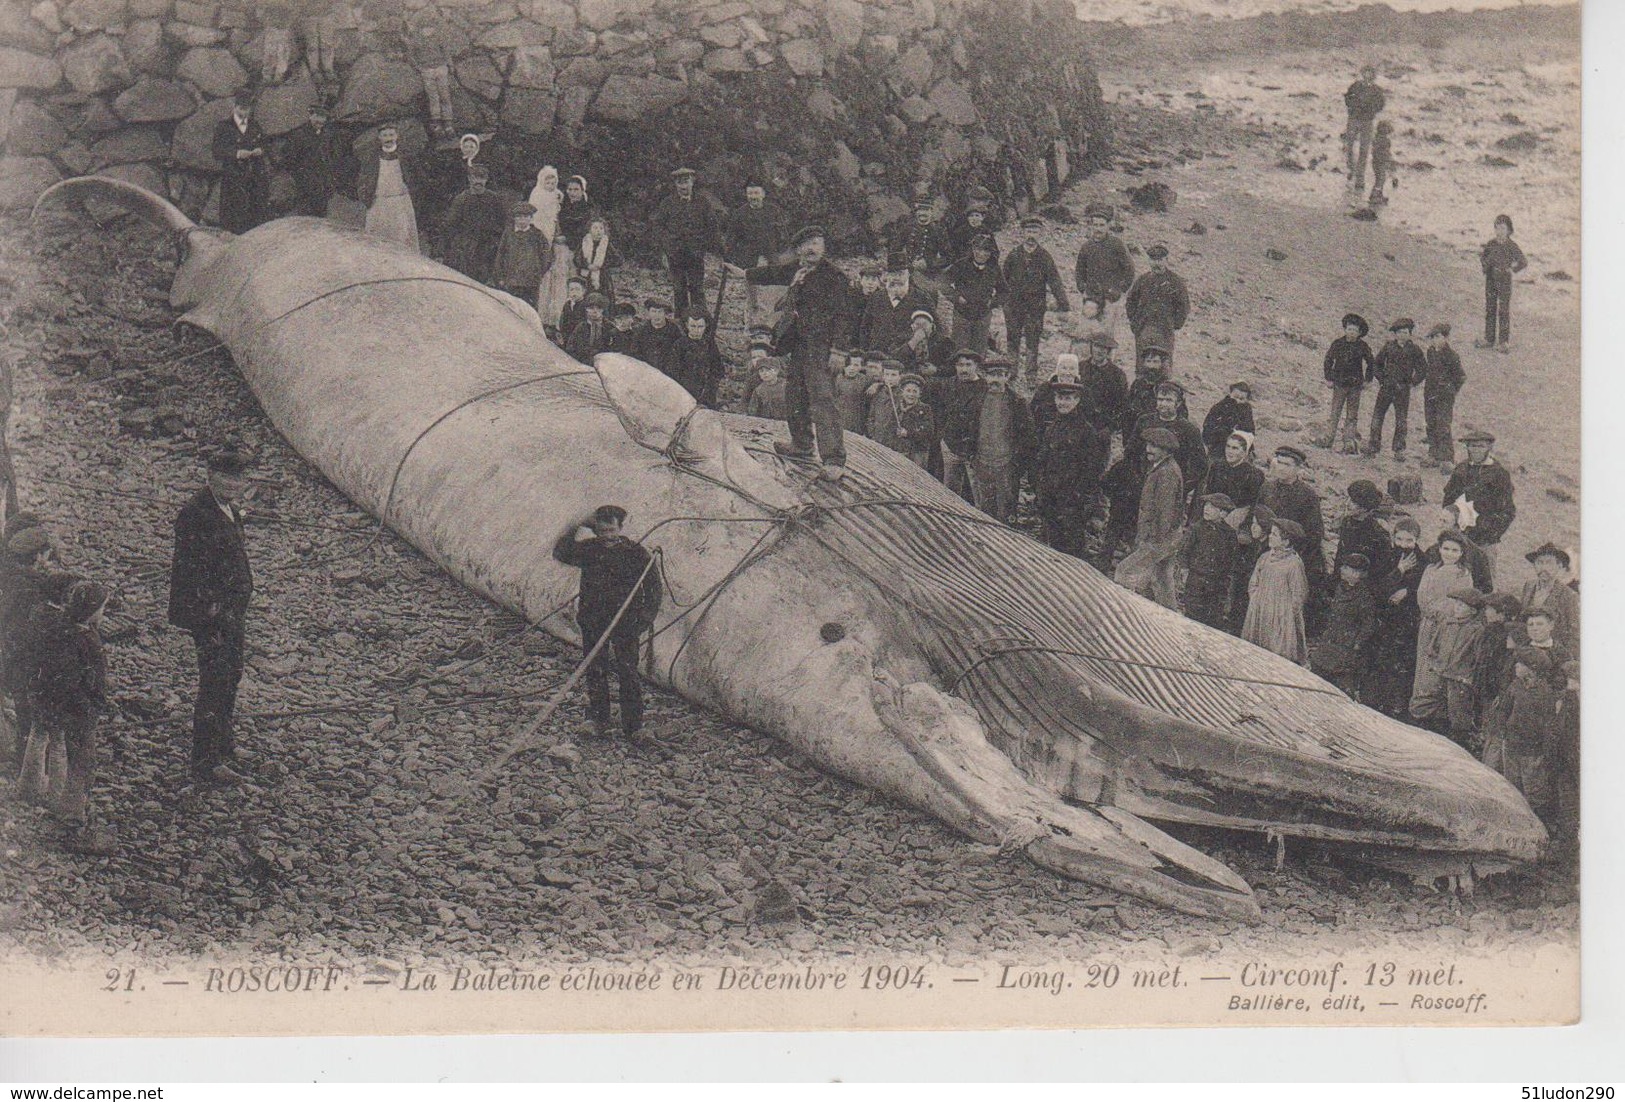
top-left (1344, 78), bottom-right (1387, 122)
top-left (1120, 372), bottom-right (1188, 442)
top-left (889, 218), bottom-right (952, 274)
top-left (1185, 516), bottom-right (1238, 577)
top-left (1073, 234), bottom-right (1135, 303)
top-left (1333, 510), bottom-right (1390, 574)
top-left (27, 612), bottom-right (107, 717)
top-left (1128, 412), bottom-right (1207, 500)
top-left (551, 530), bottom-right (661, 638)
top-left (748, 259), bottom-right (852, 355)
top-left (1201, 457), bottom-right (1265, 511)
top-left (666, 333), bottom-right (725, 407)
top-left (564, 316), bottom-right (613, 364)
top-left (556, 195), bottom-right (593, 252)
top-left (211, 115), bottom-right (269, 231)
top-left (0, 560), bottom-right (75, 692)
top-left (1125, 269), bottom-right (1189, 335)
top-left (1311, 579), bottom-right (1378, 675)
top-left (1441, 459), bottom-right (1516, 546)
top-left (280, 120), bottom-right (348, 212)
top-left (947, 256), bottom-right (1006, 317)
top-left (1370, 338), bottom-right (1426, 390)
top-left (439, 188), bottom-right (508, 284)
top-left (726, 200), bottom-right (787, 268)
top-left (1323, 335), bottom-right (1375, 388)
top-left (860, 286), bottom-right (936, 354)
top-left (1258, 478), bottom-right (1326, 578)
top-left (491, 224), bottom-right (550, 293)
top-left (941, 383), bottom-right (1036, 471)
top-left (1480, 238), bottom-right (1528, 279)
top-left (1036, 410), bottom-right (1110, 508)
top-left (169, 487), bottom-right (252, 633)
top-left (356, 151), bottom-right (424, 207)
top-left (1082, 358), bottom-right (1129, 431)
top-left (1001, 245), bottom-right (1070, 312)
top-left (890, 330), bottom-right (954, 376)
top-left (1424, 345), bottom-right (1465, 395)
top-left (944, 214), bottom-right (1001, 265)
top-left (626, 320), bottom-right (681, 369)
top-left (654, 192), bottom-right (720, 265)
top-left (1200, 396), bottom-right (1255, 455)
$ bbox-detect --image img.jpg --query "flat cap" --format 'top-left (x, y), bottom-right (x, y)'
top-left (1154, 380), bottom-right (1184, 397)
top-left (1249, 503), bottom-right (1277, 530)
top-left (642, 296), bottom-right (671, 309)
top-left (965, 184), bottom-right (994, 203)
top-left (1270, 516), bottom-right (1306, 541)
top-left (981, 356), bottom-right (1014, 375)
top-left (613, 302), bottom-right (639, 318)
top-left (1347, 479), bottom-right (1383, 509)
top-left (791, 223), bottom-right (827, 247)
top-left (670, 166), bottom-right (697, 178)
top-left (593, 504), bottom-right (628, 525)
top-left (1458, 428), bottom-right (1496, 444)
top-left (1139, 343), bottom-right (1168, 359)
top-left (899, 373), bottom-right (926, 389)
top-left (1342, 552), bottom-right (1372, 572)
top-left (1427, 322), bottom-right (1451, 339)
top-left (1087, 332), bottom-right (1117, 349)
top-left (1511, 646), bottom-right (1554, 673)
top-left (1525, 542), bottom-right (1570, 568)
top-left (858, 262), bottom-right (883, 276)
top-left (970, 233), bottom-right (995, 251)
top-left (1487, 593), bottom-right (1525, 617)
top-left (1020, 216), bottom-right (1044, 230)
top-left (1447, 587), bottom-right (1491, 609)
top-left (952, 348), bottom-right (984, 364)
top-left (1143, 427), bottom-right (1178, 451)
top-left (466, 163), bottom-right (491, 179)
top-left (1201, 492), bottom-right (1236, 511)
top-left (511, 201), bottom-right (537, 216)
top-left (909, 309), bottom-right (937, 325)
top-left (1084, 201), bottom-right (1114, 220)
top-left (1273, 444), bottom-right (1307, 464)
top-left (1389, 317), bottom-right (1416, 332)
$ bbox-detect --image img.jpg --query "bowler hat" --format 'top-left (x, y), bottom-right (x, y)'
top-left (1525, 542), bottom-right (1571, 569)
top-left (1273, 444), bottom-right (1307, 465)
top-left (1341, 313), bottom-right (1369, 337)
top-left (1201, 492), bottom-right (1236, 511)
top-left (1143, 427), bottom-right (1178, 451)
top-left (207, 447), bottom-right (252, 476)
top-left (1389, 317), bottom-right (1415, 332)
top-left (1347, 479), bottom-right (1383, 509)
top-left (1458, 428), bottom-right (1495, 444)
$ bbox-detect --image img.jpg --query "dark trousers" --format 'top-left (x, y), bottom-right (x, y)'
top-left (583, 626), bottom-right (643, 733)
top-left (1182, 572), bottom-right (1231, 629)
top-left (1367, 385), bottom-right (1411, 455)
top-left (1040, 502), bottom-right (1089, 558)
top-left (1424, 388), bottom-right (1456, 463)
top-left (1004, 304), bottom-right (1044, 370)
top-left (191, 620), bottom-right (245, 773)
top-left (951, 308), bottom-right (992, 355)
top-left (1484, 272), bottom-right (1513, 345)
top-left (786, 341), bottom-right (846, 465)
top-left (669, 260), bottom-right (706, 318)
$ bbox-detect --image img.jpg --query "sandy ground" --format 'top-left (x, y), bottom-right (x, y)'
top-left (1074, 0), bottom-right (1571, 27)
top-left (0, 5), bottom-right (1580, 980)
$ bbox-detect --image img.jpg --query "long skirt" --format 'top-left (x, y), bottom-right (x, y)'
top-left (537, 242), bottom-right (572, 331)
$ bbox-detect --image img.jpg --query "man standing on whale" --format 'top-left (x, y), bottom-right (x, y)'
top-left (733, 225), bottom-right (852, 480)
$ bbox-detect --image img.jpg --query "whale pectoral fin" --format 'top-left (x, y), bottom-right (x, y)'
top-left (592, 352), bottom-right (700, 451)
top-left (872, 673), bottom-right (1261, 922)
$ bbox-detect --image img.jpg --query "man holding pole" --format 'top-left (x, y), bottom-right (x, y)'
top-left (552, 505), bottom-right (662, 744)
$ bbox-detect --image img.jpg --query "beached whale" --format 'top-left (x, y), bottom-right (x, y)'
top-left (35, 177), bottom-right (1546, 922)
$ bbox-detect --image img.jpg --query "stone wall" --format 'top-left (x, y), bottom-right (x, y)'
top-left (1, 0), bottom-right (1108, 248)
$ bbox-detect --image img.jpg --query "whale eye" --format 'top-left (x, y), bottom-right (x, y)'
top-left (819, 622), bottom-right (846, 644)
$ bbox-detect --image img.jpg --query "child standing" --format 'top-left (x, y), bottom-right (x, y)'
top-left (1182, 492), bottom-right (1239, 629)
top-left (865, 361), bottom-right (908, 454)
top-left (1363, 518), bottom-right (1426, 717)
top-left (26, 581), bottom-right (114, 854)
top-left (492, 201), bottom-right (551, 307)
top-left (1479, 647), bottom-right (1558, 827)
top-left (1242, 516), bottom-right (1309, 664)
top-left (833, 352), bottom-right (871, 435)
top-left (1422, 323), bottom-right (1465, 469)
top-left (1310, 553), bottom-right (1378, 697)
top-left (1478, 214), bottom-right (1528, 352)
top-left (1368, 120), bottom-right (1397, 206)
top-left (895, 374), bottom-right (938, 470)
top-left (744, 358), bottom-right (788, 420)
top-left (1322, 312), bottom-right (1374, 453)
top-left (1408, 532), bottom-right (1484, 748)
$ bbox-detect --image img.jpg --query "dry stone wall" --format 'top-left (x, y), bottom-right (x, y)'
top-left (1, 0), bottom-right (1108, 249)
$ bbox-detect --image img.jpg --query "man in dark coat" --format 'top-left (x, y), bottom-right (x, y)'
top-left (1343, 64), bottom-right (1387, 193)
top-left (862, 259), bottom-right (936, 357)
top-left (1258, 444), bottom-right (1327, 583)
top-left (940, 356), bottom-right (1036, 522)
top-left (1122, 427), bottom-right (1186, 609)
top-left (1200, 430), bottom-right (1265, 513)
top-left (1422, 322), bottom-right (1466, 467)
top-left (1000, 217), bottom-right (1071, 379)
top-left (667, 307), bottom-right (726, 408)
top-left (943, 198), bottom-right (1000, 267)
top-left (280, 99), bottom-right (346, 217)
top-left (727, 181), bottom-right (786, 329)
top-left (211, 90), bottom-right (269, 233)
top-left (1120, 345), bottom-right (1187, 443)
top-left (1081, 333), bottom-right (1129, 440)
top-left (1125, 242), bottom-right (1189, 370)
top-left (1363, 518), bottom-right (1426, 717)
top-left (1182, 492), bottom-right (1239, 628)
top-left (736, 225), bottom-right (852, 478)
top-left (626, 298), bottom-right (681, 369)
top-left (1442, 429), bottom-right (1516, 575)
top-left (654, 167), bottom-right (720, 318)
top-left (890, 198), bottom-right (953, 299)
top-left (1334, 479), bottom-right (1391, 576)
top-left (1034, 381), bottom-right (1109, 558)
top-left (1201, 382), bottom-right (1254, 456)
top-left (552, 505), bottom-right (662, 742)
top-left (1365, 317), bottom-right (1426, 458)
top-left (168, 448), bottom-right (255, 785)
top-left (438, 164), bottom-right (507, 284)
top-left (564, 293), bottom-right (613, 364)
top-left (945, 234), bottom-right (1005, 355)
top-left (1128, 381), bottom-right (1207, 505)
top-left (1321, 312), bottom-right (1374, 453)
top-left (1073, 202), bottom-right (1135, 340)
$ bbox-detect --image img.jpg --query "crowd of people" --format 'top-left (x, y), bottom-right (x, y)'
top-left (0, 63), bottom-right (1575, 862)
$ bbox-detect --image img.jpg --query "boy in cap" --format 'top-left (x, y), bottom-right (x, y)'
top-left (1074, 202), bottom-right (1136, 341)
top-left (1310, 553), bottom-right (1378, 697)
top-left (1117, 426), bottom-right (1186, 609)
top-left (1511, 606), bottom-right (1573, 694)
top-left (1334, 479), bottom-right (1390, 577)
top-left (1518, 542), bottom-right (1579, 656)
top-left (1035, 380), bottom-right (1111, 559)
top-left (1362, 517), bottom-right (1426, 717)
top-left (1343, 64), bottom-right (1387, 193)
top-left (1082, 333), bottom-right (1130, 436)
top-left (1322, 312), bottom-right (1374, 452)
top-left (211, 89), bottom-right (269, 234)
top-left (894, 309), bottom-right (952, 375)
top-left (946, 234), bottom-right (1006, 355)
top-left (667, 307), bottom-right (725, 408)
top-left (1442, 430), bottom-right (1516, 572)
top-left (169, 448), bottom-right (256, 785)
top-left (492, 201), bottom-right (551, 306)
top-left (2, 524), bottom-right (75, 769)
top-left (847, 263), bottom-right (883, 350)
top-left (895, 373), bottom-right (938, 470)
top-left (564, 292), bottom-right (613, 364)
top-left (358, 124), bottom-right (422, 252)
top-left (1478, 214), bottom-right (1527, 352)
top-left (1473, 592), bottom-right (1523, 718)
top-left (832, 351), bottom-right (873, 435)
top-left (283, 99), bottom-right (346, 218)
top-left (732, 225), bottom-right (853, 478)
top-left (627, 297), bottom-right (681, 369)
top-left (1479, 646), bottom-right (1558, 825)
top-left (943, 356), bottom-right (1035, 523)
top-left (439, 163), bottom-right (508, 285)
top-left (559, 276), bottom-right (590, 340)
top-left (1422, 322), bottom-right (1465, 467)
top-left (655, 167), bottom-right (720, 318)
top-left (1365, 317), bottom-right (1426, 458)
top-left (1201, 382), bottom-right (1255, 458)
top-left (744, 358), bottom-right (789, 420)
top-left (1258, 444), bottom-right (1327, 584)
top-left (945, 200), bottom-right (1000, 267)
top-left (1125, 243), bottom-right (1189, 371)
top-left (1001, 217), bottom-right (1072, 380)
top-left (1181, 492), bottom-right (1240, 628)
top-left (608, 301), bottom-right (640, 355)
top-left (552, 506), bottom-right (663, 744)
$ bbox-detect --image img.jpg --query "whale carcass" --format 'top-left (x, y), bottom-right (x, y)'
top-left (35, 178), bottom-right (1546, 922)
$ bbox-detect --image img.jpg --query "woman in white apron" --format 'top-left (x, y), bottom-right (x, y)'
top-left (527, 166), bottom-right (569, 334)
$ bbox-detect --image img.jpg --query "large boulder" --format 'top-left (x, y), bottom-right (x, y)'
top-left (452, 52), bottom-right (504, 102)
top-left (0, 153), bottom-right (58, 207)
top-left (476, 18), bottom-right (550, 48)
top-left (507, 44), bottom-right (555, 88)
top-left (162, 19), bottom-right (222, 47)
top-left (498, 86), bottom-right (554, 135)
top-left (169, 94), bottom-right (231, 171)
top-left (60, 32), bottom-right (133, 94)
top-left (62, 0), bottom-right (128, 32)
top-left (112, 76), bottom-right (195, 121)
top-left (122, 18), bottom-right (172, 74)
top-left (333, 52), bottom-right (422, 124)
top-left (0, 3), bottom-right (56, 52)
top-left (89, 124), bottom-right (168, 166)
top-left (589, 73), bottom-right (686, 123)
top-left (253, 68), bottom-right (317, 136)
top-left (175, 45), bottom-right (244, 97)
top-left (821, 0), bottom-right (864, 50)
top-left (0, 45), bottom-right (60, 88)
top-left (928, 78), bottom-right (978, 127)
top-left (527, 0), bottom-right (577, 33)
top-left (576, 0), bottom-right (658, 33)
top-left (5, 97), bottom-right (67, 154)
top-left (779, 38), bottom-right (823, 77)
